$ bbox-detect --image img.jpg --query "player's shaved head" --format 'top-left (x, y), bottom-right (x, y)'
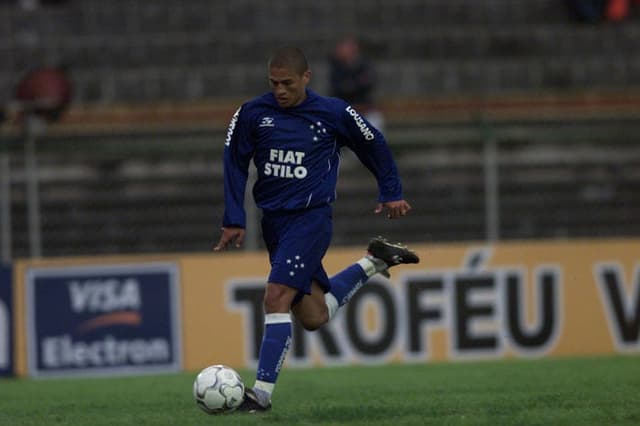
top-left (268, 46), bottom-right (309, 75)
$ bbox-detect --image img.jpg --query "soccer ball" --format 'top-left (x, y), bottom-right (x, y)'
top-left (193, 365), bottom-right (245, 414)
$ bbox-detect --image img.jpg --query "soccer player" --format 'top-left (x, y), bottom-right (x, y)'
top-left (214, 46), bottom-right (419, 413)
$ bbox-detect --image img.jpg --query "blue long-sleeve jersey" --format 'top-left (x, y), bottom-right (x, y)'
top-left (222, 88), bottom-right (403, 228)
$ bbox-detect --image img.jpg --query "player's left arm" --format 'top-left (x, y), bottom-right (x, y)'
top-left (374, 199), bottom-right (412, 219)
top-left (336, 102), bottom-right (409, 218)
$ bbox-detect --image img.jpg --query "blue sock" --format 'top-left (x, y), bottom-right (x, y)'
top-left (329, 263), bottom-right (370, 306)
top-left (255, 313), bottom-right (292, 395)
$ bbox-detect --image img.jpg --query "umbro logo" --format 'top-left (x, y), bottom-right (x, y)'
top-left (259, 117), bottom-right (275, 127)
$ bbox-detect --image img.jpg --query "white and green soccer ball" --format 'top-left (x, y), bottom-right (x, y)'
top-left (193, 365), bottom-right (245, 414)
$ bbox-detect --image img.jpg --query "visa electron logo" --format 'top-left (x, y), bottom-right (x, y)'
top-left (69, 278), bottom-right (142, 333)
top-left (39, 277), bottom-right (170, 369)
top-left (225, 107), bottom-right (241, 146)
top-left (346, 106), bottom-right (375, 141)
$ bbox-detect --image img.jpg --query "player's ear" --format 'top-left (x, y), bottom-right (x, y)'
top-left (302, 69), bottom-right (311, 85)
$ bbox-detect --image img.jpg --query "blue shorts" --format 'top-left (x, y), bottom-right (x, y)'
top-left (261, 205), bottom-right (332, 297)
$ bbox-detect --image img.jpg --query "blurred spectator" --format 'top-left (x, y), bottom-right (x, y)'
top-left (605, 0), bottom-right (640, 21)
top-left (15, 66), bottom-right (73, 122)
top-left (566, 0), bottom-right (640, 22)
top-left (565, 0), bottom-right (607, 22)
top-left (329, 36), bottom-right (384, 131)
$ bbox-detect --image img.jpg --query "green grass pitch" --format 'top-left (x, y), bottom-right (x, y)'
top-left (1, 355), bottom-right (639, 425)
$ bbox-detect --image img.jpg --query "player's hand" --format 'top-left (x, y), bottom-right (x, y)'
top-left (213, 227), bottom-right (245, 251)
top-left (374, 200), bottom-right (412, 219)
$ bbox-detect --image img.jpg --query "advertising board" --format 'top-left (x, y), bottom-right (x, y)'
top-left (25, 263), bottom-right (181, 377)
top-left (0, 265), bottom-right (12, 376)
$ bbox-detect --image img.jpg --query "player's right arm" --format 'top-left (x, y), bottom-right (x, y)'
top-left (215, 106), bottom-right (254, 250)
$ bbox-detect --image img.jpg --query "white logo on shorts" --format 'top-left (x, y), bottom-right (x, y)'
top-left (287, 255), bottom-right (305, 276)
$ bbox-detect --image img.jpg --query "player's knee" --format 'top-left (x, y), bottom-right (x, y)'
top-left (263, 283), bottom-right (295, 313)
top-left (263, 293), bottom-right (286, 313)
